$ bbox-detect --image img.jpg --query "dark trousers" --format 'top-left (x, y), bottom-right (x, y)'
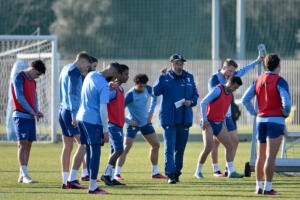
top-left (162, 124), bottom-right (189, 177)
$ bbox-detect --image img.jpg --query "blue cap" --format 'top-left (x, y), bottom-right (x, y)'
top-left (169, 54), bottom-right (186, 62)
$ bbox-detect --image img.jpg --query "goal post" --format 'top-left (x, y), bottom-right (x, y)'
top-left (0, 35), bottom-right (59, 143)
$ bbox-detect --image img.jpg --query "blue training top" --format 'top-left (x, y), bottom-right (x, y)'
top-left (125, 85), bottom-right (157, 127)
top-left (59, 63), bottom-right (83, 118)
top-left (76, 71), bottom-right (110, 125)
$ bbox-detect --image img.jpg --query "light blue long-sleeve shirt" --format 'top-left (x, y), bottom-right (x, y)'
top-left (76, 72), bottom-right (110, 125)
top-left (125, 85), bottom-right (157, 127)
top-left (200, 86), bottom-right (231, 122)
top-left (59, 63), bottom-right (83, 118)
top-left (12, 71), bottom-right (38, 119)
top-left (208, 60), bottom-right (259, 117)
top-left (242, 72), bottom-right (291, 125)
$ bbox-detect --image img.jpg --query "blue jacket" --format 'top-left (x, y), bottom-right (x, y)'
top-left (153, 69), bottom-right (199, 127)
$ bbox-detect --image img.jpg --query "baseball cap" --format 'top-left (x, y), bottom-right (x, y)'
top-left (169, 54), bottom-right (186, 62)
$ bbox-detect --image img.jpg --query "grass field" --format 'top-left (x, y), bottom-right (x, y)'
top-left (0, 141), bottom-right (300, 200)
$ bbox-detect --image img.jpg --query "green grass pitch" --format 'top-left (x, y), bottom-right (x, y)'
top-left (0, 141), bottom-right (299, 200)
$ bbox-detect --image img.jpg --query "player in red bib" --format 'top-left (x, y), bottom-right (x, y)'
top-left (242, 54), bottom-right (291, 195)
top-left (101, 64), bottom-right (129, 186)
top-left (195, 76), bottom-right (244, 179)
top-left (11, 60), bottom-right (46, 184)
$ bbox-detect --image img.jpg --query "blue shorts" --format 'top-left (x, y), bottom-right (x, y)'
top-left (126, 123), bottom-right (155, 138)
top-left (225, 117), bottom-right (236, 132)
top-left (77, 120), bottom-right (103, 145)
top-left (256, 122), bottom-right (285, 143)
top-left (206, 120), bottom-right (224, 136)
top-left (59, 109), bottom-right (79, 137)
top-left (108, 123), bottom-right (124, 152)
top-left (13, 117), bottom-right (36, 141)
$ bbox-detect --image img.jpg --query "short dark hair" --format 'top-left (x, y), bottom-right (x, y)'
top-left (223, 58), bottom-right (238, 68)
top-left (31, 60), bottom-right (46, 74)
top-left (108, 62), bottom-right (122, 74)
top-left (229, 76), bottom-right (242, 86)
top-left (119, 64), bottom-right (129, 73)
top-left (76, 51), bottom-right (92, 63)
top-left (134, 74), bottom-right (149, 84)
top-left (265, 54), bottom-right (280, 71)
top-left (90, 56), bottom-right (98, 63)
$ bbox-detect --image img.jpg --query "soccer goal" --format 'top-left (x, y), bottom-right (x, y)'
top-left (0, 35), bottom-right (59, 143)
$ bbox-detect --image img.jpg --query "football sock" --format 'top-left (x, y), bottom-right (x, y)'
top-left (115, 166), bottom-right (122, 175)
top-left (212, 163), bottom-right (220, 173)
top-left (62, 172), bottom-right (69, 184)
top-left (81, 168), bottom-right (88, 178)
top-left (20, 165), bottom-right (28, 177)
top-left (256, 181), bottom-right (263, 190)
top-left (196, 163), bottom-right (203, 173)
top-left (264, 181), bottom-right (272, 191)
top-left (152, 165), bottom-right (159, 175)
top-left (68, 169), bottom-right (78, 182)
top-left (226, 162), bottom-right (234, 174)
top-left (89, 179), bottom-right (98, 191)
top-left (104, 164), bottom-right (113, 176)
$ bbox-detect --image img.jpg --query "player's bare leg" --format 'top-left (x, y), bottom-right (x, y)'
top-left (109, 150), bottom-right (123, 166)
top-left (228, 130), bottom-right (239, 159)
top-left (18, 140), bottom-right (37, 183)
top-left (116, 137), bottom-right (134, 168)
top-left (102, 148), bottom-right (124, 185)
top-left (61, 136), bottom-right (73, 172)
top-left (210, 137), bottom-right (222, 176)
top-left (263, 136), bottom-right (282, 193)
top-left (115, 137), bottom-right (134, 180)
top-left (143, 133), bottom-right (165, 178)
top-left (216, 126), bottom-right (234, 162)
top-left (255, 142), bottom-right (266, 193)
top-left (68, 135), bottom-right (86, 183)
top-left (216, 125), bottom-right (243, 178)
top-left (143, 133), bottom-right (160, 166)
top-left (61, 136), bottom-right (73, 187)
top-left (71, 135), bottom-right (85, 170)
top-left (81, 154), bottom-right (89, 181)
top-left (195, 125), bottom-right (214, 178)
top-left (18, 140), bottom-right (28, 167)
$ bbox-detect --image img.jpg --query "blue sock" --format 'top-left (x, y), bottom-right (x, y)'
top-left (90, 144), bottom-right (101, 180)
top-left (85, 145), bottom-right (91, 177)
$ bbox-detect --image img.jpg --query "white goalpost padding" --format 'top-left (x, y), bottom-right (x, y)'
top-left (0, 35), bottom-right (59, 143)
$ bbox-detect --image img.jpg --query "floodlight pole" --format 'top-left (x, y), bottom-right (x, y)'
top-left (236, 0), bottom-right (245, 60)
top-left (212, 0), bottom-right (220, 73)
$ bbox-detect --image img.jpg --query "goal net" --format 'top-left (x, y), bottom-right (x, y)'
top-left (0, 35), bottom-right (59, 142)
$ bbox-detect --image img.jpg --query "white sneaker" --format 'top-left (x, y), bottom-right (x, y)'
top-left (23, 176), bottom-right (38, 184)
top-left (18, 175), bottom-right (23, 183)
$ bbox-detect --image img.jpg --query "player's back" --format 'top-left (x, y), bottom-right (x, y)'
top-left (59, 64), bottom-right (72, 109)
top-left (76, 71), bottom-right (109, 125)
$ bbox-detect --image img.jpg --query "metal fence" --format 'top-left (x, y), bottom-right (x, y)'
top-left (74, 59), bottom-right (300, 130)
top-left (1, 59), bottom-right (299, 137)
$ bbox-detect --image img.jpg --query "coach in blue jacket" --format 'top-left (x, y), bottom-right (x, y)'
top-left (154, 54), bottom-right (199, 184)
